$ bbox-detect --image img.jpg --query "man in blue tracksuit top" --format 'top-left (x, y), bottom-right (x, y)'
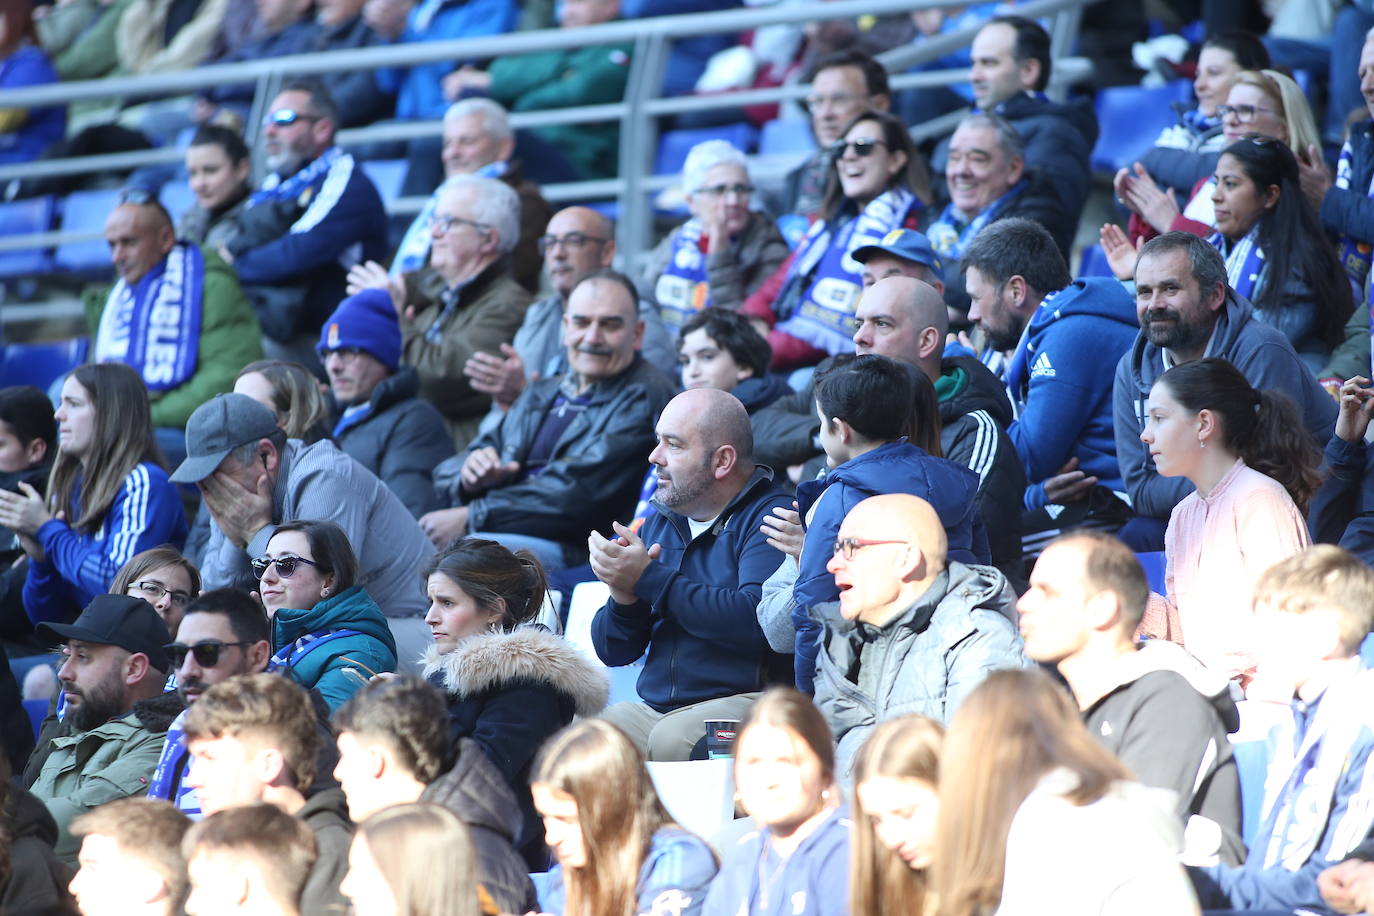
top-left (224, 78), bottom-right (388, 360)
top-left (589, 388), bottom-right (793, 760)
top-left (961, 217), bottom-right (1139, 559)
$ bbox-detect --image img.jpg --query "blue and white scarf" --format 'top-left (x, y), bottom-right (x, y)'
top-left (147, 707), bottom-right (199, 816)
top-left (267, 628), bottom-right (363, 672)
top-left (1334, 128), bottom-right (1374, 376)
top-left (1209, 224), bottom-right (1266, 301)
top-left (96, 242), bottom-right (204, 391)
top-left (391, 161), bottom-right (511, 277)
top-left (774, 187), bottom-right (918, 354)
top-left (249, 146), bottom-right (344, 208)
top-left (654, 218), bottom-right (712, 331)
top-left (926, 179), bottom-right (1027, 261)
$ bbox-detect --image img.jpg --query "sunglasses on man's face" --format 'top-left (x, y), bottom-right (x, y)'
top-left (164, 641), bottom-right (254, 668)
top-left (250, 555), bottom-right (320, 580)
top-left (263, 108), bottom-right (320, 129)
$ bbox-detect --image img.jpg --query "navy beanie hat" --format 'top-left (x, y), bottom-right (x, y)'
top-left (317, 289), bottom-right (402, 371)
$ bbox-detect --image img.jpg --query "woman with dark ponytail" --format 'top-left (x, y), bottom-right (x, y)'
top-left (1137, 357), bottom-right (1317, 682)
top-left (418, 538), bottom-right (607, 866)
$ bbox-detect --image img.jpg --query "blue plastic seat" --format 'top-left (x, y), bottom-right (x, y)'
top-left (1077, 244), bottom-right (1113, 278)
top-left (759, 118), bottom-right (817, 156)
top-left (158, 181), bottom-right (197, 225)
top-left (22, 698), bottom-right (47, 741)
top-left (1134, 551), bottom-right (1167, 593)
top-left (654, 123), bottom-right (758, 176)
top-left (1090, 80), bottom-right (1196, 174)
top-left (0, 338), bottom-right (91, 391)
top-left (0, 195), bottom-right (57, 279)
top-left (55, 188), bottom-right (122, 276)
top-left (1232, 739), bottom-right (1272, 848)
top-left (360, 158), bottom-right (409, 204)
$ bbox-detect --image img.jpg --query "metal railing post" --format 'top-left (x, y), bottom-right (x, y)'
top-left (617, 32), bottom-right (669, 273)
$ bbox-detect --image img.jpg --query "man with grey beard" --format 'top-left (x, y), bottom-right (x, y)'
top-left (220, 77), bottom-right (388, 367)
top-left (588, 388), bottom-right (793, 760)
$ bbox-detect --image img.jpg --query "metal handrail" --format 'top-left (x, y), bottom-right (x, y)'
top-left (0, 0), bottom-right (1098, 265)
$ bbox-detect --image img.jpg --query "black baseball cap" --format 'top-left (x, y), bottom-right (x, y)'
top-left (36, 594), bottom-right (173, 672)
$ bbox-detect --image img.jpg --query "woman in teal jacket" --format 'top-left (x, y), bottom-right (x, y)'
top-left (256, 519), bottom-right (397, 710)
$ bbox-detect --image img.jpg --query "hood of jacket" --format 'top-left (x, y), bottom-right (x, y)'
top-left (299, 785), bottom-right (352, 834)
top-left (131, 689), bottom-right (187, 734)
top-left (362, 365), bottom-right (423, 414)
top-left (733, 373), bottom-right (792, 414)
top-left (272, 584), bottom-right (397, 651)
top-left (1095, 639), bottom-right (1240, 733)
top-left (997, 91), bottom-right (1100, 146)
top-left (1124, 288), bottom-right (1256, 397)
top-left (422, 737), bottom-right (524, 842)
top-left (1029, 277), bottom-right (1139, 342)
top-left (939, 355), bottom-right (1015, 428)
top-left (7, 784), bottom-right (59, 847)
top-left (802, 440), bottom-right (979, 528)
top-left (420, 626), bottom-right (608, 717)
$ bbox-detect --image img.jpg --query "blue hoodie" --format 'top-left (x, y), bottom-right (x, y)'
top-left (791, 441), bottom-right (987, 693)
top-left (701, 807), bottom-right (852, 916)
top-left (1006, 278), bottom-right (1139, 511)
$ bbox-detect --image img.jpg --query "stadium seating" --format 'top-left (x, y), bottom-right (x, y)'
top-left (54, 189), bottom-right (122, 276)
top-left (361, 158), bottom-right (409, 205)
top-left (655, 123), bottom-right (759, 177)
top-left (758, 117), bottom-right (817, 157)
top-left (0, 195), bottom-right (57, 279)
top-left (0, 337), bottom-right (90, 391)
top-left (1077, 244), bottom-right (1114, 278)
top-left (158, 181), bottom-right (198, 225)
top-left (1090, 80), bottom-right (1196, 174)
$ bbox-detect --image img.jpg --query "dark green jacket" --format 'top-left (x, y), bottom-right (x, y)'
top-left (487, 41), bottom-right (634, 181)
top-left (83, 244), bottom-right (262, 428)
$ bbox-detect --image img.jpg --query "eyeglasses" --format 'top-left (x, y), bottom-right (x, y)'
top-left (250, 555), bottom-right (320, 580)
top-left (832, 537), bottom-right (910, 560)
top-left (1215, 104), bottom-right (1273, 123)
top-left (263, 108), bottom-right (321, 128)
top-left (319, 346), bottom-right (367, 362)
top-left (163, 641), bottom-right (255, 668)
top-left (831, 138), bottom-right (889, 159)
top-left (696, 183), bottom-right (754, 198)
top-left (427, 214), bottom-right (490, 237)
top-left (537, 232), bottom-right (609, 255)
top-left (130, 580), bottom-right (193, 609)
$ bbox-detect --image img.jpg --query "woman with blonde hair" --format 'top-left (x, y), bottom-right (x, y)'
top-left (342, 802), bottom-right (481, 916)
top-left (933, 669), bottom-right (1198, 916)
top-left (0, 363), bottom-right (187, 626)
top-left (1108, 68), bottom-right (1324, 253)
top-left (703, 688), bottom-right (850, 916)
top-left (233, 359), bottom-right (332, 444)
top-left (530, 719), bottom-right (717, 916)
top-left (850, 716), bottom-right (944, 916)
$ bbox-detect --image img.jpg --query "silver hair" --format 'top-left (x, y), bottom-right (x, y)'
top-left (440, 174), bottom-right (521, 256)
top-left (955, 112), bottom-right (1025, 162)
top-left (682, 139), bottom-right (749, 197)
top-left (442, 97), bottom-right (514, 146)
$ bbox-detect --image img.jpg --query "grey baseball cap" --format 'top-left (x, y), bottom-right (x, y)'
top-left (170, 393), bottom-right (280, 484)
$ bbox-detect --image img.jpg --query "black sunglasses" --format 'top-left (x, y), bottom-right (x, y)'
top-left (830, 138), bottom-right (889, 159)
top-left (250, 556), bottom-right (320, 580)
top-left (164, 641), bottom-right (254, 668)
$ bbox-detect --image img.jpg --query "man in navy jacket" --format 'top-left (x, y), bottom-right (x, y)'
top-left (589, 388), bottom-right (792, 760)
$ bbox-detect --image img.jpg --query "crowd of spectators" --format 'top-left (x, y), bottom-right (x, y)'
top-left (5, 2), bottom-right (1374, 916)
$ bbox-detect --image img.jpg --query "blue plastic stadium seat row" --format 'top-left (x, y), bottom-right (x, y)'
top-left (0, 195), bottom-right (57, 279)
top-left (0, 337), bottom-right (91, 392)
top-left (1090, 79), bottom-right (1196, 174)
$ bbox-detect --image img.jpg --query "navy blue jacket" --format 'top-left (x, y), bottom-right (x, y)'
top-left (1311, 434), bottom-right (1374, 569)
top-left (1008, 278), bottom-right (1139, 510)
top-left (591, 467), bottom-right (794, 713)
top-left (791, 440), bottom-right (987, 692)
top-left (1322, 120), bottom-right (1374, 245)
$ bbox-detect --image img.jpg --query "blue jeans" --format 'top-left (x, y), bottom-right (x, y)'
top-left (468, 530), bottom-right (573, 573)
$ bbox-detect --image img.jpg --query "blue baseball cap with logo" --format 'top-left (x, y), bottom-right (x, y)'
top-left (852, 228), bottom-right (945, 283)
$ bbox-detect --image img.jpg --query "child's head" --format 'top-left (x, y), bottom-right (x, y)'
top-left (0, 385), bottom-right (55, 473)
top-left (1253, 546), bottom-right (1374, 686)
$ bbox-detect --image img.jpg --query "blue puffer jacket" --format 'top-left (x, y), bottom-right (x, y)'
top-left (271, 584), bottom-right (398, 711)
top-left (791, 441), bottom-right (987, 693)
top-left (1006, 277), bottom-right (1139, 510)
top-left (701, 807), bottom-right (852, 916)
top-left (592, 467), bottom-right (794, 712)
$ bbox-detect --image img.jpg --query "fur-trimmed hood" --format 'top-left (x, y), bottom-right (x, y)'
top-left (421, 626), bottom-right (608, 717)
